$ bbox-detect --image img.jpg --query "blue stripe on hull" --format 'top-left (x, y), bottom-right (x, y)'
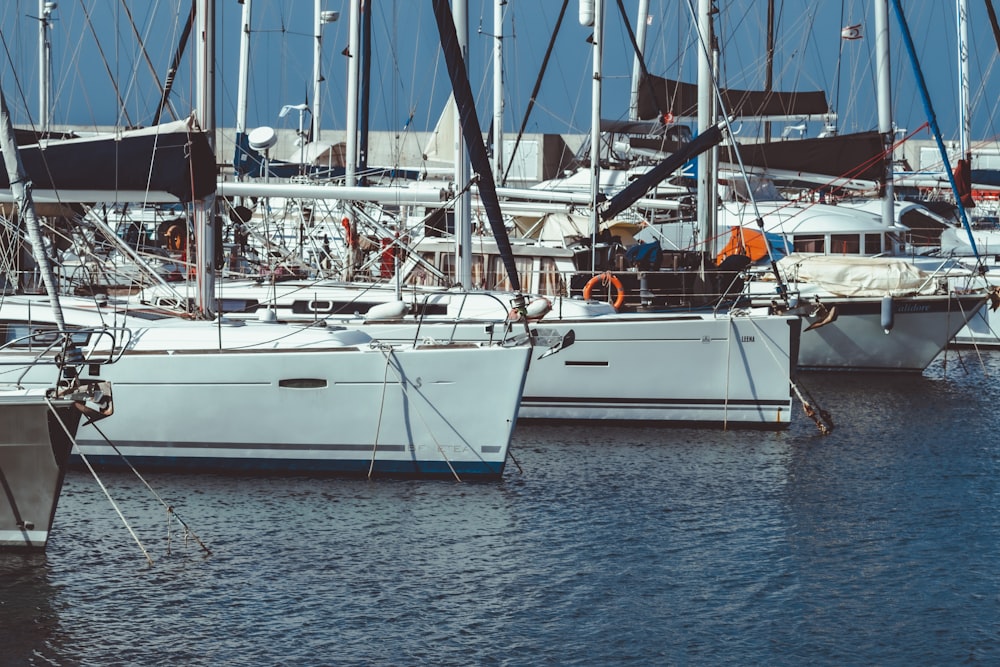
top-left (519, 398), bottom-right (793, 429)
top-left (69, 454), bottom-right (506, 480)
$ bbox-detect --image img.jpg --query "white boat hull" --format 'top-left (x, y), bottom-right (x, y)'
top-left (3, 299), bottom-right (529, 479)
top-left (74, 341), bottom-right (527, 478)
top-left (952, 302), bottom-right (1000, 347)
top-left (521, 314), bottom-right (795, 425)
top-left (789, 293), bottom-right (985, 371)
top-left (140, 282), bottom-right (799, 427)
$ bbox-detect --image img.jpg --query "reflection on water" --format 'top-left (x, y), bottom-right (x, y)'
top-left (0, 553), bottom-right (60, 666)
top-left (2, 352), bottom-right (999, 665)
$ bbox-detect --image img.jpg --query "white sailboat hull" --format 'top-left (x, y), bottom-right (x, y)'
top-left (787, 293), bottom-right (984, 371)
top-left (513, 313), bottom-right (796, 425)
top-left (3, 298), bottom-right (529, 479)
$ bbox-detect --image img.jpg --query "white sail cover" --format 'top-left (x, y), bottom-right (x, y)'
top-left (777, 254), bottom-right (939, 297)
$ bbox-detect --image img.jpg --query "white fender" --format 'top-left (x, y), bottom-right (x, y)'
top-left (364, 300), bottom-right (409, 322)
top-left (881, 294), bottom-right (894, 334)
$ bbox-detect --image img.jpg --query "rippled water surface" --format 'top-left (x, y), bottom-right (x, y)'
top-left (3, 350), bottom-right (1000, 666)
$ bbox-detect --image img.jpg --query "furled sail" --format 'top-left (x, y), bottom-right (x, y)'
top-left (0, 114), bottom-right (215, 204)
top-left (431, 0), bottom-right (522, 296)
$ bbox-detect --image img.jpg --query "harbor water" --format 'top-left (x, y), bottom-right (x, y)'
top-left (3, 349), bottom-right (1000, 666)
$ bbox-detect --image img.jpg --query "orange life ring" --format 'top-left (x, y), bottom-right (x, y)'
top-left (582, 272), bottom-right (626, 311)
top-left (165, 223), bottom-right (186, 251)
top-left (341, 217), bottom-right (353, 247)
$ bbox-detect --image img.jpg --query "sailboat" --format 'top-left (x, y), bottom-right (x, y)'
top-left (0, 1), bottom-right (532, 480)
top-left (140, 0), bottom-right (801, 430)
top-left (596, 0), bottom-right (988, 372)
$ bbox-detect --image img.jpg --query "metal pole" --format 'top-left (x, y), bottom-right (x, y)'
top-left (628, 0), bottom-right (650, 121)
top-left (345, 0), bottom-right (360, 186)
top-left (454, 0), bottom-right (473, 288)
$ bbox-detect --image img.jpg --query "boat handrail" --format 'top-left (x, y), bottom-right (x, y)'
top-left (409, 290), bottom-right (516, 346)
top-left (1, 326), bottom-right (131, 370)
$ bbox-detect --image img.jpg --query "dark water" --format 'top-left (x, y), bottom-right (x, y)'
top-left (3, 349), bottom-right (1000, 666)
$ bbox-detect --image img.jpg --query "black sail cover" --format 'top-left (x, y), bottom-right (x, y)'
top-left (637, 73), bottom-right (829, 121)
top-left (0, 115), bottom-right (216, 203)
top-left (721, 130), bottom-right (887, 183)
top-left (431, 0), bottom-right (522, 294)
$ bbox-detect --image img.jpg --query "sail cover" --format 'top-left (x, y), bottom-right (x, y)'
top-left (637, 73), bottom-right (829, 122)
top-left (432, 0), bottom-right (522, 294)
top-left (0, 115), bottom-right (215, 203)
top-left (721, 131), bottom-right (887, 183)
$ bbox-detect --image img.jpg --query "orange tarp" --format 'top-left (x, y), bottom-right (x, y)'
top-left (716, 227), bottom-right (769, 264)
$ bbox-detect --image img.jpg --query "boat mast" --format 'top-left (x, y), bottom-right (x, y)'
top-left (454, 0), bottom-right (473, 289)
top-left (38, 0), bottom-right (55, 134)
top-left (194, 0), bottom-right (216, 317)
top-left (628, 0), bottom-right (650, 122)
top-left (313, 0), bottom-right (323, 143)
top-left (0, 86), bottom-right (64, 329)
top-left (764, 0), bottom-right (775, 143)
top-left (581, 0), bottom-right (603, 271)
top-left (359, 2), bottom-right (371, 173)
top-left (345, 0), bottom-right (360, 186)
top-left (236, 0), bottom-right (252, 180)
top-left (695, 0), bottom-right (715, 257)
top-left (957, 0), bottom-right (971, 164)
top-left (875, 0), bottom-right (894, 229)
top-left (492, 0), bottom-right (505, 179)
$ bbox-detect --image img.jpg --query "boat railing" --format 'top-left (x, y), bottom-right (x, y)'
top-left (1, 327), bottom-right (131, 379)
top-left (407, 290), bottom-right (519, 347)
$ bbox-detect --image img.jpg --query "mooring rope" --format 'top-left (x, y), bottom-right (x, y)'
top-left (368, 345), bottom-right (395, 479)
top-left (742, 312), bottom-right (834, 435)
top-left (948, 289), bottom-right (995, 376)
top-left (45, 397), bottom-right (154, 565)
top-left (86, 420), bottom-right (211, 556)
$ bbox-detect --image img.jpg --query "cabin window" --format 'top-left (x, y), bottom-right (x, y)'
top-left (830, 234), bottom-right (861, 255)
top-left (864, 233), bottom-right (883, 254)
top-left (219, 298), bottom-right (260, 314)
top-left (792, 235), bottom-right (825, 253)
top-left (489, 256), bottom-right (532, 292)
top-left (471, 255), bottom-right (486, 289)
top-left (408, 252), bottom-right (439, 287)
top-left (0, 323), bottom-right (90, 350)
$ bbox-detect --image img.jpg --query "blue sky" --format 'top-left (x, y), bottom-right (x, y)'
top-left (0, 1), bottom-right (998, 146)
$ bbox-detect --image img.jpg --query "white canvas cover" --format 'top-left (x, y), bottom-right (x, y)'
top-left (777, 253), bottom-right (938, 296)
